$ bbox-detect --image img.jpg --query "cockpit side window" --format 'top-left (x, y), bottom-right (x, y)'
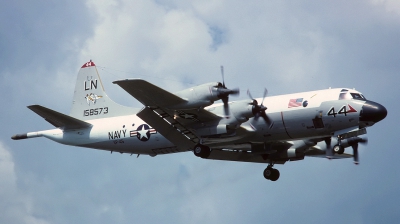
top-left (339, 92), bottom-right (352, 100)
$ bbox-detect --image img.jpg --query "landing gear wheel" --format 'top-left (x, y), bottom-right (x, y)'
top-left (193, 144), bottom-right (211, 158)
top-left (263, 167), bottom-right (280, 181)
top-left (333, 144), bottom-right (344, 154)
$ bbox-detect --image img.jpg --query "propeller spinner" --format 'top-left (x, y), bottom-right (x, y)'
top-left (247, 88), bottom-right (274, 129)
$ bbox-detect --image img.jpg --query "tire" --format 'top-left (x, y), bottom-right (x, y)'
top-left (333, 145), bottom-right (344, 154)
top-left (201, 145), bottom-right (211, 158)
top-left (193, 144), bottom-right (210, 158)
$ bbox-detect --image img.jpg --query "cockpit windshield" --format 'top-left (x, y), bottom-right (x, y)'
top-left (339, 90), bottom-right (366, 100)
top-left (350, 93), bottom-right (366, 100)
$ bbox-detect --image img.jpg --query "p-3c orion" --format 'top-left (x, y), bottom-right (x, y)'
top-left (12, 61), bottom-right (387, 181)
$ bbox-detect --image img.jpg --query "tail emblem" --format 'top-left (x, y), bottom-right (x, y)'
top-left (85, 93), bottom-right (103, 105)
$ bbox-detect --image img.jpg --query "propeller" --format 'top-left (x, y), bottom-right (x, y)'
top-left (347, 137), bottom-right (368, 165)
top-left (247, 88), bottom-right (274, 129)
top-left (216, 66), bottom-right (240, 116)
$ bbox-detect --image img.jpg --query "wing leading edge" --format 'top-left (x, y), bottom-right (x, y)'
top-left (113, 79), bottom-right (186, 107)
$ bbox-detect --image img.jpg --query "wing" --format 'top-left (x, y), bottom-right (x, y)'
top-left (113, 79), bottom-right (186, 107)
top-left (114, 79), bottom-right (221, 150)
top-left (113, 79), bottom-right (220, 126)
top-left (28, 105), bottom-right (92, 130)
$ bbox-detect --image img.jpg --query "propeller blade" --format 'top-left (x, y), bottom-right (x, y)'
top-left (216, 66), bottom-right (240, 116)
top-left (220, 65), bottom-right (225, 88)
top-left (222, 97), bottom-right (229, 116)
top-left (254, 112), bottom-right (260, 121)
top-left (260, 88), bottom-right (268, 106)
top-left (261, 112), bottom-right (274, 129)
top-left (346, 136), bottom-right (367, 164)
top-left (359, 137), bottom-right (368, 145)
top-left (247, 89), bottom-right (254, 102)
top-left (325, 137), bottom-right (333, 159)
top-left (352, 143), bottom-right (359, 165)
top-left (230, 87), bottom-right (240, 96)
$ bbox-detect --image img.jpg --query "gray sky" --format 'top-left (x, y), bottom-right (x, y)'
top-left (1, 0), bottom-right (399, 223)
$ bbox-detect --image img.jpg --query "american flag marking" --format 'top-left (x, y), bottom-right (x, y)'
top-left (288, 98), bottom-right (303, 108)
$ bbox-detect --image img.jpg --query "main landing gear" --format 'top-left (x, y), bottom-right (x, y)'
top-left (193, 144), bottom-right (211, 158)
top-left (263, 164), bottom-right (280, 181)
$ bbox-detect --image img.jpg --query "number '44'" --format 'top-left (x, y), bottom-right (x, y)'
top-left (328, 106), bottom-right (347, 117)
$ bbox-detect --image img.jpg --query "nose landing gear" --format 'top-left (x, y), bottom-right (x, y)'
top-left (263, 164), bottom-right (280, 181)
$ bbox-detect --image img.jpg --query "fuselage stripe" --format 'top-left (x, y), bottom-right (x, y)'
top-left (280, 111), bottom-right (293, 139)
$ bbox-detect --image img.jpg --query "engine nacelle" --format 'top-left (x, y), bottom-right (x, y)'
top-left (285, 148), bottom-right (304, 158)
top-left (171, 82), bottom-right (223, 109)
top-left (230, 100), bottom-right (254, 123)
top-left (269, 147), bottom-right (305, 161)
top-left (195, 124), bottom-right (233, 137)
top-left (314, 137), bottom-right (366, 152)
top-left (251, 142), bottom-right (306, 161)
top-left (171, 82), bottom-right (239, 110)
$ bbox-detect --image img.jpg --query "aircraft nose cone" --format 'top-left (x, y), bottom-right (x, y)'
top-left (360, 100), bottom-right (387, 123)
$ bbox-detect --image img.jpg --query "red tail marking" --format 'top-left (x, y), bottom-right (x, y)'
top-left (81, 60), bottom-right (96, 68)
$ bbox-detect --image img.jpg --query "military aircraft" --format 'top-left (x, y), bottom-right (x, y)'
top-left (12, 61), bottom-right (387, 181)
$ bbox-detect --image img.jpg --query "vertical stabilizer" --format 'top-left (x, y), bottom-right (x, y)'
top-left (69, 61), bottom-right (136, 120)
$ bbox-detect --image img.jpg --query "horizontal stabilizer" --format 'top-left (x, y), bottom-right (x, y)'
top-left (113, 79), bottom-right (186, 107)
top-left (28, 105), bottom-right (92, 130)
